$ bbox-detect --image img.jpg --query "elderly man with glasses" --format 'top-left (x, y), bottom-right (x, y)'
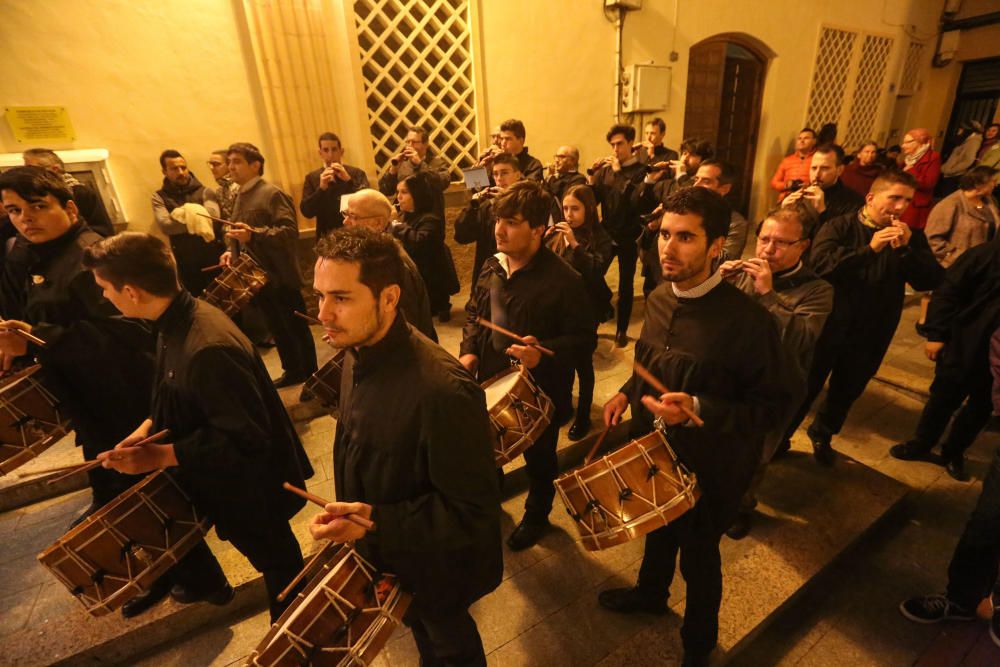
top-left (720, 202), bottom-right (833, 537)
top-left (543, 145), bottom-right (587, 213)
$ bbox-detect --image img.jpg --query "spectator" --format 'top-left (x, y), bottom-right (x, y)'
top-left (926, 165), bottom-right (999, 267)
top-left (900, 128), bottom-right (941, 230)
top-left (939, 122), bottom-right (985, 197)
top-left (841, 141), bottom-right (883, 198)
top-left (770, 128), bottom-right (817, 202)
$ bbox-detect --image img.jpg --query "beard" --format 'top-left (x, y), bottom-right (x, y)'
top-left (661, 255), bottom-right (708, 283)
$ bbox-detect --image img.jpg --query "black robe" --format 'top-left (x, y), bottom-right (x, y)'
top-left (392, 211), bottom-right (459, 311)
top-left (151, 291), bottom-right (312, 540)
top-left (335, 314), bottom-right (502, 615)
top-left (624, 280), bottom-right (792, 531)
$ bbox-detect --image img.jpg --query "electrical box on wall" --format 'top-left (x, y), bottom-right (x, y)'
top-left (604, 0), bottom-right (643, 9)
top-left (622, 64), bottom-right (671, 113)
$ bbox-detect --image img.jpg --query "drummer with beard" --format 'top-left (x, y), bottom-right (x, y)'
top-left (307, 226), bottom-right (501, 665)
top-left (87, 232), bottom-right (312, 622)
top-left (461, 180), bottom-right (595, 551)
top-left (0, 166), bottom-right (154, 526)
top-left (597, 187), bottom-right (790, 667)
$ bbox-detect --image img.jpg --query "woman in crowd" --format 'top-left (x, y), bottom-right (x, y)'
top-left (393, 171), bottom-right (459, 322)
top-left (544, 184), bottom-right (612, 440)
top-left (938, 122), bottom-right (984, 197)
top-left (841, 141), bottom-right (883, 198)
top-left (926, 165), bottom-right (999, 268)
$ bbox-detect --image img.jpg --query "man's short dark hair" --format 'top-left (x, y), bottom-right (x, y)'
top-left (662, 187), bottom-right (731, 243)
top-left (870, 169), bottom-right (917, 194)
top-left (227, 142), bottom-right (265, 176)
top-left (959, 165), bottom-right (999, 191)
top-left (318, 132), bottom-right (341, 147)
top-left (493, 180), bottom-right (551, 229)
top-left (499, 119), bottom-right (526, 140)
top-left (315, 226), bottom-right (404, 300)
top-left (211, 148), bottom-right (229, 157)
top-left (22, 148), bottom-right (64, 170)
top-left (81, 232), bottom-right (180, 297)
top-left (159, 149), bottom-right (183, 169)
top-left (814, 143), bottom-right (846, 165)
top-left (407, 126), bottom-right (430, 143)
top-left (680, 138), bottom-right (714, 160)
top-left (800, 127), bottom-right (817, 138)
top-left (0, 166), bottom-right (73, 207)
top-left (607, 124), bottom-right (636, 144)
top-left (699, 160), bottom-right (736, 186)
top-left (647, 117), bottom-right (666, 133)
top-left (491, 153), bottom-right (521, 172)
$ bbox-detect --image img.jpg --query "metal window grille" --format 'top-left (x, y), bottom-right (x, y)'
top-left (844, 35), bottom-right (894, 149)
top-left (352, 0), bottom-right (477, 172)
top-left (805, 28), bottom-right (858, 130)
top-left (899, 40), bottom-right (924, 95)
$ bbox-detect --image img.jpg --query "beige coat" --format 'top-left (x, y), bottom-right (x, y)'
top-left (925, 189), bottom-right (999, 267)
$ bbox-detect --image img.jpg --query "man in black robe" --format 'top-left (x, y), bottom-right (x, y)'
top-left (89, 232), bottom-right (311, 621)
top-left (890, 237), bottom-right (1000, 480)
top-left (23, 148), bottom-right (115, 237)
top-left (784, 171), bottom-right (944, 465)
top-left (454, 153), bottom-right (523, 284)
top-left (781, 143), bottom-right (864, 242)
top-left (0, 167), bottom-right (153, 524)
top-left (461, 180), bottom-right (595, 551)
top-left (308, 226), bottom-right (501, 665)
top-left (597, 187), bottom-right (790, 667)
top-left (299, 132), bottom-right (370, 237)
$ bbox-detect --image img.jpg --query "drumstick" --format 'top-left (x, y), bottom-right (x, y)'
top-left (18, 461), bottom-right (94, 478)
top-left (276, 545), bottom-right (330, 602)
top-left (582, 423), bottom-right (613, 466)
top-left (200, 263), bottom-right (225, 272)
top-left (633, 361), bottom-right (705, 427)
top-left (46, 429), bottom-right (172, 485)
top-left (294, 311), bottom-right (323, 326)
top-left (282, 482), bottom-right (375, 530)
top-left (476, 319), bottom-right (555, 357)
top-left (197, 212), bottom-right (237, 227)
top-left (1, 328), bottom-right (47, 348)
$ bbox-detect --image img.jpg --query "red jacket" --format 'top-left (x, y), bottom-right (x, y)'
top-left (770, 151), bottom-right (814, 201)
top-left (901, 149), bottom-right (941, 230)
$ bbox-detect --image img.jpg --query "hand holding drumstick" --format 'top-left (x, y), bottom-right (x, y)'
top-left (633, 361), bottom-right (705, 427)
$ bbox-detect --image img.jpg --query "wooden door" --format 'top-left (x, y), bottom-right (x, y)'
top-left (683, 42), bottom-right (727, 149)
top-left (716, 52), bottom-right (764, 214)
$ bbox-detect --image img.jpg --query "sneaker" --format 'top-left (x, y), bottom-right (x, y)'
top-left (989, 591), bottom-right (1000, 648)
top-left (899, 594), bottom-right (975, 624)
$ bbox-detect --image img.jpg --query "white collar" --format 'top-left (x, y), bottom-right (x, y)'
top-left (672, 268), bottom-right (723, 298)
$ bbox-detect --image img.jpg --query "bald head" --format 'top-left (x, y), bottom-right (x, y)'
top-left (346, 188), bottom-right (393, 231)
top-left (555, 145), bottom-right (580, 173)
top-left (906, 128), bottom-right (932, 144)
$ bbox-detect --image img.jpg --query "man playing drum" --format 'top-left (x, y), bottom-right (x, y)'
top-left (0, 167), bottom-right (154, 525)
top-left (460, 180), bottom-right (595, 551)
top-left (598, 187), bottom-right (791, 667)
top-left (307, 226), bottom-right (501, 665)
top-left (86, 233), bottom-right (312, 621)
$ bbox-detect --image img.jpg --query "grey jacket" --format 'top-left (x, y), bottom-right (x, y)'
top-left (925, 189), bottom-right (999, 267)
top-left (231, 177), bottom-right (302, 289)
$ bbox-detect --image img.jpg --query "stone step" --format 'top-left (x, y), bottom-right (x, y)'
top-left (51, 433), bottom-right (906, 667)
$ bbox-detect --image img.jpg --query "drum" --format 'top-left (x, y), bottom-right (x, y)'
top-left (555, 428), bottom-right (699, 551)
top-left (304, 351), bottom-right (345, 414)
top-left (201, 253), bottom-right (268, 317)
top-left (481, 365), bottom-right (553, 466)
top-left (245, 543), bottom-right (411, 667)
top-left (38, 470), bottom-right (211, 616)
top-left (0, 364), bottom-right (71, 476)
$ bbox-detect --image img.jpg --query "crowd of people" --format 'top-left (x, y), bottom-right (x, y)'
top-left (0, 112), bottom-right (998, 667)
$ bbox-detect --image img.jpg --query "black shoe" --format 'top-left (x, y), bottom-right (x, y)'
top-left (597, 586), bottom-right (668, 615)
top-left (170, 582), bottom-right (235, 606)
top-left (890, 440), bottom-right (931, 461)
top-left (614, 331), bottom-right (629, 348)
top-left (899, 594), bottom-right (975, 624)
top-left (682, 651), bottom-right (711, 667)
top-left (568, 416), bottom-right (591, 441)
top-left (771, 439), bottom-right (791, 459)
top-left (298, 385), bottom-right (316, 403)
top-left (273, 374), bottom-right (305, 389)
top-left (68, 502), bottom-right (101, 530)
top-left (915, 322), bottom-right (929, 338)
top-left (438, 308), bottom-right (451, 323)
top-left (726, 511), bottom-right (753, 540)
top-left (812, 438), bottom-right (835, 466)
top-left (945, 457), bottom-right (968, 482)
top-left (121, 577), bottom-right (171, 619)
top-left (989, 591), bottom-right (1000, 648)
top-left (506, 518), bottom-right (550, 551)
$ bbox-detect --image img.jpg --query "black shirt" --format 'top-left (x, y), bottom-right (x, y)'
top-left (335, 313), bottom-right (501, 614)
top-left (299, 164), bottom-right (369, 237)
top-left (591, 161), bottom-right (648, 242)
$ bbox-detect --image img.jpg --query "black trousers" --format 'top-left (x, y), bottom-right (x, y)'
top-left (255, 283), bottom-right (318, 381)
top-left (574, 354), bottom-right (595, 422)
top-left (522, 420), bottom-right (560, 524)
top-left (636, 505), bottom-right (723, 657)
top-left (172, 518), bottom-right (304, 622)
top-left (947, 444), bottom-right (1000, 609)
top-left (609, 240), bottom-right (639, 334)
top-left (913, 366), bottom-right (994, 462)
top-left (786, 332), bottom-right (892, 441)
top-left (405, 605), bottom-right (487, 666)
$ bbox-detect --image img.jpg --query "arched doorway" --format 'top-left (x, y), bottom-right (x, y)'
top-left (684, 33), bottom-right (773, 216)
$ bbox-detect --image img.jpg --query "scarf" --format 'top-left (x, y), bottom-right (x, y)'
top-left (904, 143), bottom-right (930, 168)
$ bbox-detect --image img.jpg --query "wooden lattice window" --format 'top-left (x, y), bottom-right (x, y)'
top-left (352, 0), bottom-right (478, 174)
top-left (844, 35), bottom-right (893, 149)
top-left (899, 40), bottom-right (924, 95)
top-left (805, 28), bottom-right (858, 130)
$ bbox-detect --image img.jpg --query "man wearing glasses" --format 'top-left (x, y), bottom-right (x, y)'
top-left (378, 126), bottom-right (451, 217)
top-left (720, 203), bottom-right (833, 538)
top-left (543, 145), bottom-right (587, 213)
